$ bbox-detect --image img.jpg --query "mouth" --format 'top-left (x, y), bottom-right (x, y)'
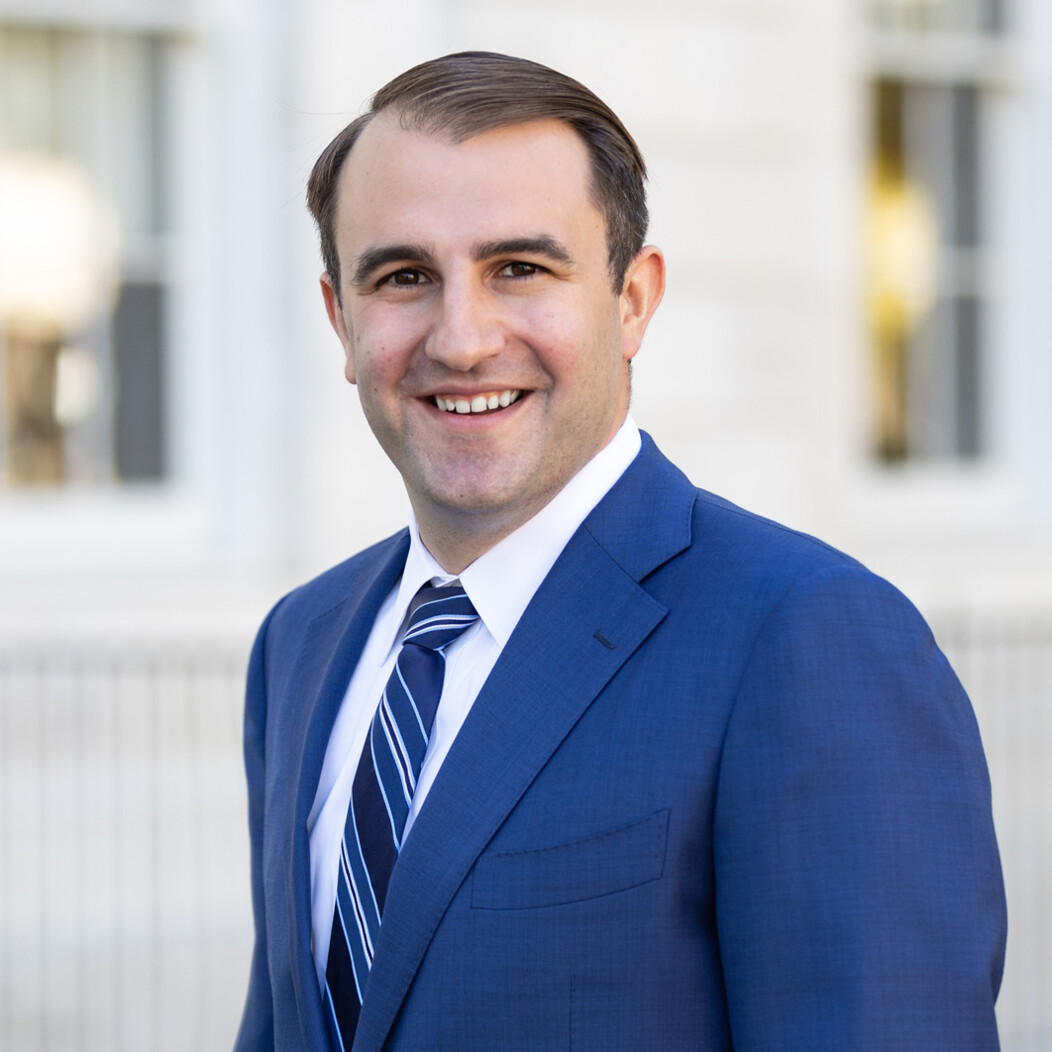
top-left (432, 389), bottom-right (522, 415)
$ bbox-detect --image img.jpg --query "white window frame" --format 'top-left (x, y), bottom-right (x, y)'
top-left (849, 2), bottom-right (1047, 543)
top-left (0, 0), bottom-right (298, 579)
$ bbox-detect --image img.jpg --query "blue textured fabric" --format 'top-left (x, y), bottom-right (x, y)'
top-left (235, 434), bottom-right (1006, 1052)
top-left (324, 585), bottom-right (477, 1050)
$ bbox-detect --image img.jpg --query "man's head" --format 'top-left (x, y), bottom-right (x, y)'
top-left (311, 54), bottom-right (664, 572)
top-left (307, 51), bottom-right (649, 298)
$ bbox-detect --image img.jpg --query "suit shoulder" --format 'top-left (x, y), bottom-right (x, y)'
top-left (692, 487), bottom-right (868, 579)
top-left (677, 487), bottom-right (929, 631)
top-left (608, 434), bottom-right (874, 597)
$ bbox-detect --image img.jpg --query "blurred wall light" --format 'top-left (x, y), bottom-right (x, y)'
top-left (865, 168), bottom-right (940, 460)
top-left (0, 153), bottom-right (120, 485)
top-left (866, 169), bottom-right (939, 343)
top-left (0, 153), bottom-right (120, 341)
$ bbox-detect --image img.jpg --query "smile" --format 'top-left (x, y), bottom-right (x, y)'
top-left (433, 390), bottom-right (522, 414)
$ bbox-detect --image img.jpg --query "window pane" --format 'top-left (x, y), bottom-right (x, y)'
top-left (898, 82), bottom-right (982, 247)
top-left (0, 24), bottom-right (170, 487)
top-left (104, 34), bottom-right (167, 239)
top-left (866, 0), bottom-right (1007, 35)
top-left (0, 28), bottom-right (59, 153)
top-left (955, 296), bottom-right (982, 457)
top-left (952, 85), bottom-right (981, 247)
top-left (113, 282), bottom-right (165, 481)
top-left (867, 77), bottom-right (986, 462)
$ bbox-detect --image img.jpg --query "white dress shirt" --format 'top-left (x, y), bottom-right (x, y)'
top-left (307, 417), bottom-right (642, 987)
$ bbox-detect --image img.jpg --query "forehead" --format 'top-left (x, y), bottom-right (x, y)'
top-left (332, 114), bottom-right (601, 251)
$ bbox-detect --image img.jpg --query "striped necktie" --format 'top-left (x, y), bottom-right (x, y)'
top-left (324, 582), bottom-right (478, 1049)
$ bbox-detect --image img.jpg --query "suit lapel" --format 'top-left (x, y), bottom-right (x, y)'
top-left (352, 435), bottom-right (697, 1051)
top-left (277, 533), bottom-right (411, 1051)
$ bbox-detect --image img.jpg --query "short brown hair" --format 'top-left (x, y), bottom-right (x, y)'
top-left (306, 51), bottom-right (649, 298)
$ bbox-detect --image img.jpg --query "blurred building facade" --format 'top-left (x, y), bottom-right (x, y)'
top-left (1, 0), bottom-right (1049, 1048)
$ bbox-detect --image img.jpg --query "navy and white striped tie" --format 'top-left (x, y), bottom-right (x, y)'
top-left (324, 583), bottom-right (478, 1049)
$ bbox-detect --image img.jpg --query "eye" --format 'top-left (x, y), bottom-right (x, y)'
top-left (499, 261), bottom-right (541, 279)
top-left (380, 268), bottom-right (430, 287)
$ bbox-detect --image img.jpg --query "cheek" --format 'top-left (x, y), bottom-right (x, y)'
top-left (512, 301), bottom-right (579, 363)
top-left (523, 289), bottom-right (619, 347)
top-left (347, 344), bottom-right (405, 414)
top-left (352, 309), bottom-right (425, 379)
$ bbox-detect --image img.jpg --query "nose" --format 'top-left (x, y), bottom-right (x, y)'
top-left (425, 278), bottom-right (504, 371)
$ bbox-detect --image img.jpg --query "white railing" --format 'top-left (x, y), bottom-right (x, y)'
top-left (1, 615), bottom-right (1049, 1050)
top-left (0, 638), bottom-right (253, 1052)
top-left (936, 613), bottom-right (1052, 1052)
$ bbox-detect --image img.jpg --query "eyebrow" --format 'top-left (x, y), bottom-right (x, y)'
top-left (351, 244), bottom-right (434, 286)
top-left (350, 235), bottom-right (576, 287)
top-left (472, 237), bottom-right (575, 268)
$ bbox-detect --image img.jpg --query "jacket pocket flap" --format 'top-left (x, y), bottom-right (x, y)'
top-left (471, 809), bottom-right (669, 910)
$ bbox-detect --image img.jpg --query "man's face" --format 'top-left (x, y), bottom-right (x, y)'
top-left (322, 114), bottom-right (663, 566)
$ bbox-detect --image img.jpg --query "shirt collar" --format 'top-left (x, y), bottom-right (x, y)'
top-left (389, 416), bottom-right (641, 655)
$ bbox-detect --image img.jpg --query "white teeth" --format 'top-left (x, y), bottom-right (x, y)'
top-left (434, 389), bottom-right (521, 414)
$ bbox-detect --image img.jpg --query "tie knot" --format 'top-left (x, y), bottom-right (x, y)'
top-left (403, 583), bottom-right (478, 653)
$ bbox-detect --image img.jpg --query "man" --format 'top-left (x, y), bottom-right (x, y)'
top-left (236, 52), bottom-right (1006, 1051)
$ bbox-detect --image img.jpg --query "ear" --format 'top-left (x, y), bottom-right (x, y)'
top-left (619, 246), bottom-right (665, 363)
top-left (320, 272), bottom-right (357, 384)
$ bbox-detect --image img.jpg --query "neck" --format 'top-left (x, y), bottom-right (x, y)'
top-left (414, 503), bottom-right (542, 575)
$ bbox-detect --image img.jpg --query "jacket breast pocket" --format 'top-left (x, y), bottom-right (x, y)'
top-left (470, 809), bottom-right (669, 910)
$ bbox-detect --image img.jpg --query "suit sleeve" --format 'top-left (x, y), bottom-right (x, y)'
top-left (234, 608), bottom-right (279, 1052)
top-left (714, 567), bottom-right (1006, 1050)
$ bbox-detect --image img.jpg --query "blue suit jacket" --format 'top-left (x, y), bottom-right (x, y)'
top-left (236, 434), bottom-right (1006, 1050)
